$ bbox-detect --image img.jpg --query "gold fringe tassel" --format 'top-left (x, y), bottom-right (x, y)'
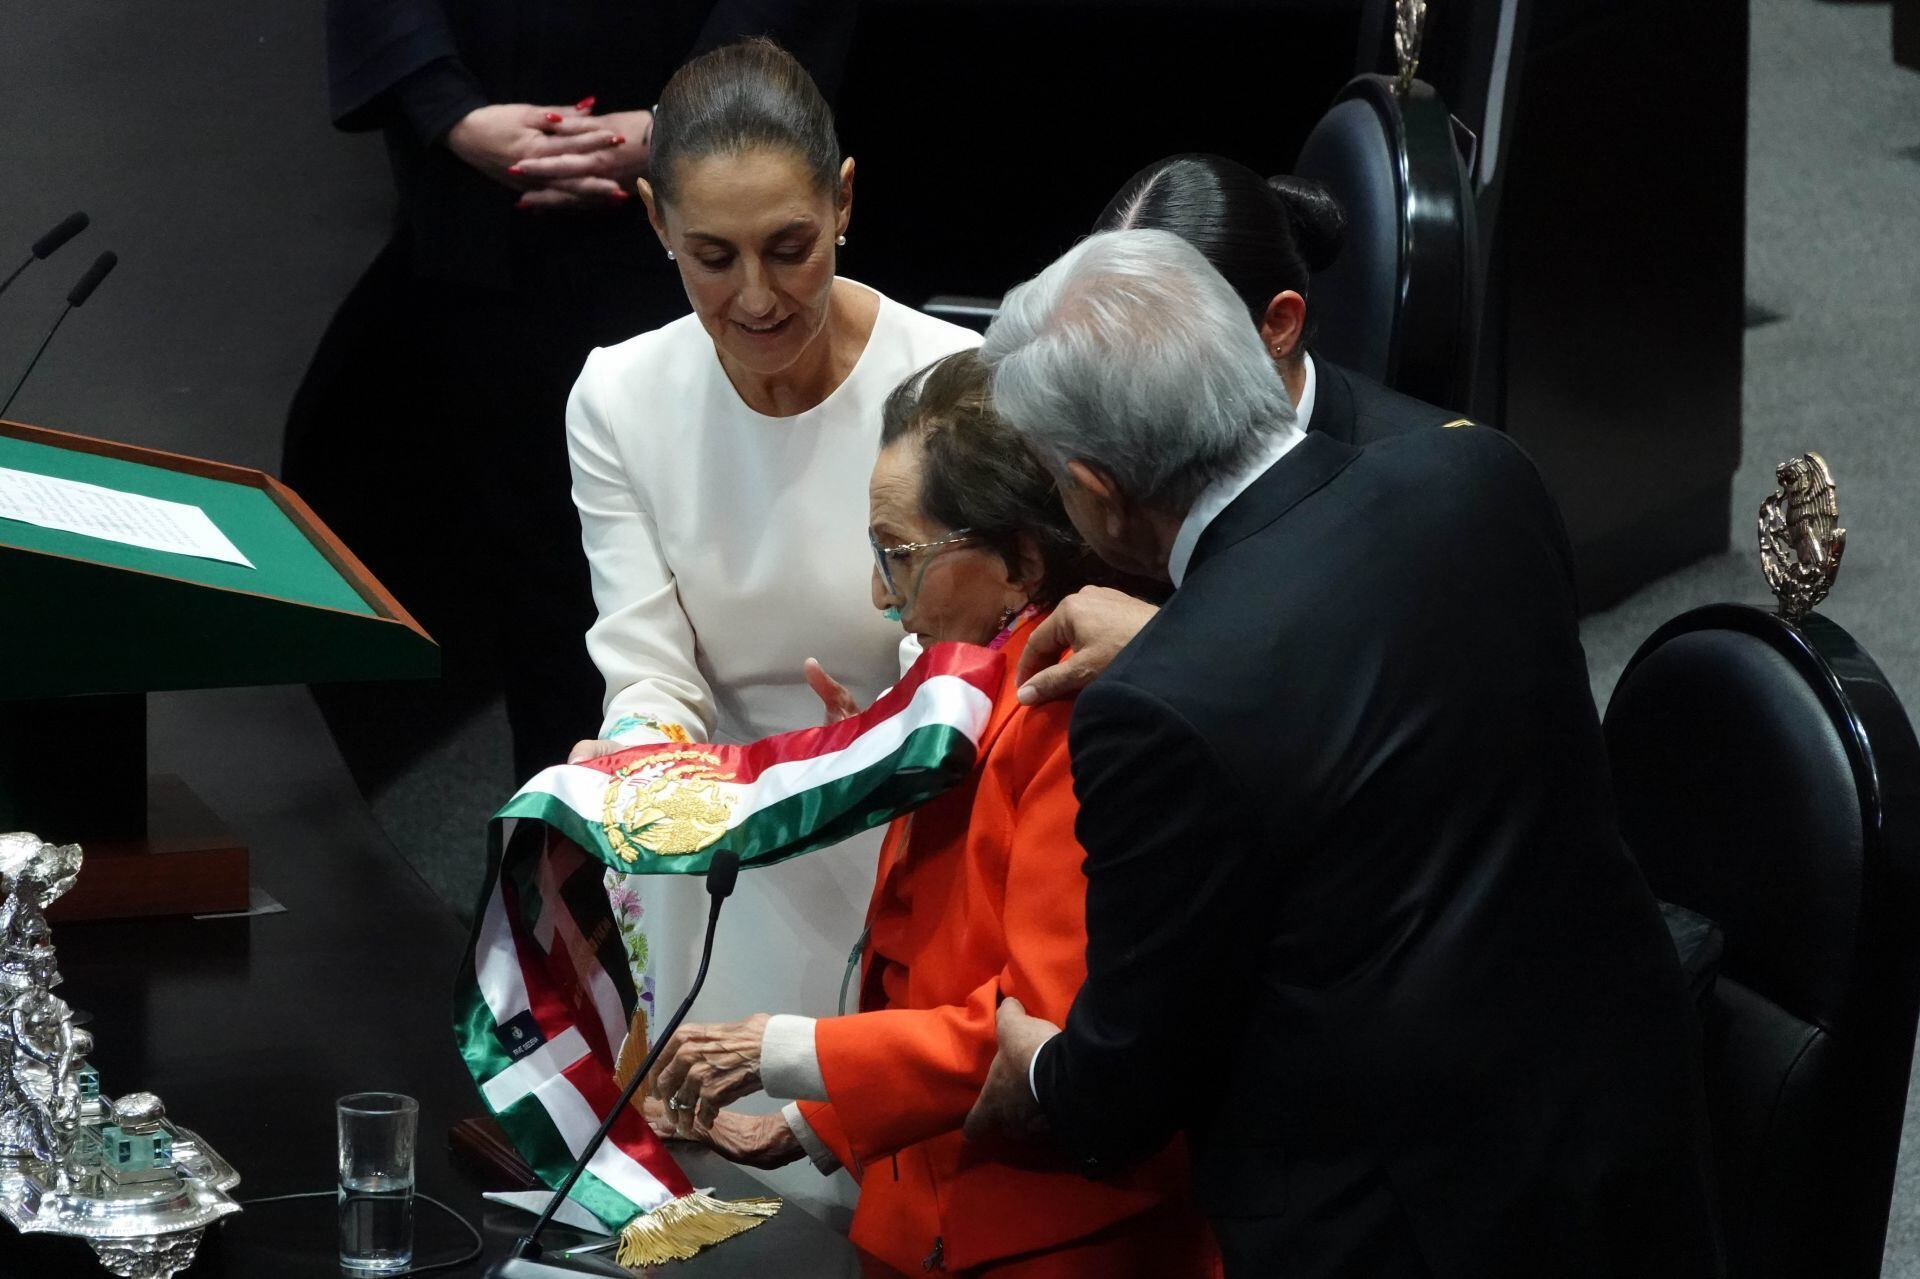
top-left (615, 1191), bottom-right (782, 1268)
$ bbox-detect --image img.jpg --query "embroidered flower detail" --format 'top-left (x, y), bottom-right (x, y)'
top-left (606, 714), bottom-right (693, 746)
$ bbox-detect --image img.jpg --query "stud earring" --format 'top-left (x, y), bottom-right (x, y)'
top-left (835, 234), bottom-right (847, 247)
top-left (666, 250), bottom-right (676, 261)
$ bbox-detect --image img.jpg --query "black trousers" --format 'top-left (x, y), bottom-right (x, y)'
top-left (283, 216), bottom-right (683, 788)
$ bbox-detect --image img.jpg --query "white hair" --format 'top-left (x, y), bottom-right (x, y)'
top-left (979, 228), bottom-right (1297, 512)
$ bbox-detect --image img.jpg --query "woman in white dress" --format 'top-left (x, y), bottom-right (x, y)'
top-left (563, 37), bottom-right (979, 1211)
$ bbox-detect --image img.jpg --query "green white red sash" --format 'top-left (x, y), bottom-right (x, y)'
top-left (453, 643), bottom-right (1003, 1233)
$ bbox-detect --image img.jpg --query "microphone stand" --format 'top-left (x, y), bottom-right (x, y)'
top-left (493, 852), bottom-right (738, 1276)
top-left (1, 307), bottom-right (77, 420)
top-left (1, 250), bottom-right (117, 420)
top-left (0, 258), bottom-right (31, 299)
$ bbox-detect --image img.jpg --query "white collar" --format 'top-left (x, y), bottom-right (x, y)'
top-left (1165, 372), bottom-right (1309, 589)
top-left (1295, 352), bottom-right (1318, 435)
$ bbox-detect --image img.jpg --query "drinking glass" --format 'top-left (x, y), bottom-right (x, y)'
top-left (336, 1092), bottom-right (418, 1274)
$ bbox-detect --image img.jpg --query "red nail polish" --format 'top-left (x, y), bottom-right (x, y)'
top-left (611, 190), bottom-right (630, 200)
top-left (576, 96), bottom-right (597, 111)
top-left (545, 112), bottom-right (563, 123)
top-left (507, 166), bottom-right (524, 175)
top-left (515, 199), bottom-right (531, 210)
top-left (611, 136), bottom-right (626, 146)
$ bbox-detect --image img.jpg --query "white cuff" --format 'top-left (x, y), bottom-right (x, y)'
top-left (761, 1014), bottom-right (828, 1101)
top-left (783, 1102), bottom-right (841, 1174)
top-left (1028, 1032), bottom-right (1059, 1102)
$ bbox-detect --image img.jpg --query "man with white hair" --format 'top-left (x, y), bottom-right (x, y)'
top-left (962, 230), bottom-right (1721, 1277)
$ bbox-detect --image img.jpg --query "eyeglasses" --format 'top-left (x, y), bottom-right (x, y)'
top-left (869, 528), bottom-right (976, 596)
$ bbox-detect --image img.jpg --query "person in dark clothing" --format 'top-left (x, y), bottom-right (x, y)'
top-left (1096, 152), bottom-right (1467, 447)
top-left (286, 0), bottom-right (854, 785)
top-left (1003, 154), bottom-right (1476, 710)
top-left (963, 230), bottom-right (1722, 1277)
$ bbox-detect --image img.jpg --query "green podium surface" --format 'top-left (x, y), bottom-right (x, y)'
top-left (0, 422), bottom-right (434, 698)
top-left (0, 417), bottom-right (438, 918)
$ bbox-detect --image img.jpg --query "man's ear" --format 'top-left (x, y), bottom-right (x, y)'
top-left (637, 179), bottom-right (670, 252)
top-left (1065, 459), bottom-right (1130, 540)
top-left (1258, 290), bottom-right (1308, 362)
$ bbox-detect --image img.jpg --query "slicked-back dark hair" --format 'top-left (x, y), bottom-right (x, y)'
top-left (1095, 153), bottom-right (1346, 325)
top-left (650, 37), bottom-right (841, 205)
top-left (879, 350), bottom-right (1100, 608)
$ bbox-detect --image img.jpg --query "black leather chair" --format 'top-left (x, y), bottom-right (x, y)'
top-left (1604, 604), bottom-right (1920, 1278)
top-left (1292, 74), bottom-right (1479, 411)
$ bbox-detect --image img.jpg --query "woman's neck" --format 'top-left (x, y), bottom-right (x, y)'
top-left (721, 278), bottom-right (881, 418)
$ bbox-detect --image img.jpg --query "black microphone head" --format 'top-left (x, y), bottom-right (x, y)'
top-left (66, 252), bottom-right (117, 307)
top-left (32, 212), bottom-right (89, 260)
top-left (706, 851), bottom-right (740, 901)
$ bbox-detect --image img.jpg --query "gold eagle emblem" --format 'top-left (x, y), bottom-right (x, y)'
top-left (601, 750), bottom-right (740, 862)
top-left (1758, 451), bottom-right (1845, 625)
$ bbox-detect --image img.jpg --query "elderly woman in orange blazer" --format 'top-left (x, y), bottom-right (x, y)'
top-left (646, 349), bottom-right (1212, 1278)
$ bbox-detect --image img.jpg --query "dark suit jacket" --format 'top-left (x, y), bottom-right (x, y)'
top-left (1307, 358), bottom-right (1465, 445)
top-left (1035, 427), bottom-right (1721, 1278)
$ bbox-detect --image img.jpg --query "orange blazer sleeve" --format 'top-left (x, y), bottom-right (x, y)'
top-left (811, 705), bottom-right (1091, 1163)
top-left (794, 1099), bottom-right (855, 1176)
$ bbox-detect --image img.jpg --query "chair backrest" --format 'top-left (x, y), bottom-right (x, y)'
top-left (1604, 604), bottom-right (1920, 1278)
top-left (1293, 74), bottom-right (1478, 409)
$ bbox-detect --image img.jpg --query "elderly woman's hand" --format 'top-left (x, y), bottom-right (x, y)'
top-left (689, 1110), bottom-right (804, 1170)
top-left (639, 1095), bottom-right (677, 1139)
top-left (652, 1014), bottom-right (771, 1129)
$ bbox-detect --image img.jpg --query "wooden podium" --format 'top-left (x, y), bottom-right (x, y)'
top-left (0, 417), bottom-right (438, 920)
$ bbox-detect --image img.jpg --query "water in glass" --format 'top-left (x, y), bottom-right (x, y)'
top-left (337, 1092), bottom-right (418, 1275)
top-left (338, 1172), bottom-right (415, 1274)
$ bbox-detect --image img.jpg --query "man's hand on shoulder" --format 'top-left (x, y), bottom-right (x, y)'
top-left (1016, 588), bottom-right (1160, 706)
top-left (963, 998), bottom-right (1059, 1145)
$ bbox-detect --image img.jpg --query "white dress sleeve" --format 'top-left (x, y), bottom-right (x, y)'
top-left (566, 348), bottom-right (717, 745)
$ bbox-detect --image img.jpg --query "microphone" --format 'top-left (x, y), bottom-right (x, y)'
top-left (494, 851), bottom-right (742, 1276)
top-left (0, 212), bottom-right (89, 300)
top-left (1, 251), bottom-right (117, 421)
top-left (65, 251), bottom-right (116, 307)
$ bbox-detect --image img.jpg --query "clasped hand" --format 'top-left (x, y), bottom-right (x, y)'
top-left (446, 100), bottom-right (653, 211)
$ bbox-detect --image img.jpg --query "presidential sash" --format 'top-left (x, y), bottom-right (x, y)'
top-left (453, 643), bottom-right (1002, 1259)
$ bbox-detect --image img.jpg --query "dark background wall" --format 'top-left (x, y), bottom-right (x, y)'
top-left (838, 0), bottom-right (1359, 307)
top-left (0, 1), bottom-right (388, 470)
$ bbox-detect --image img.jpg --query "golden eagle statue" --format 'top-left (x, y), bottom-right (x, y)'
top-left (1758, 451), bottom-right (1846, 624)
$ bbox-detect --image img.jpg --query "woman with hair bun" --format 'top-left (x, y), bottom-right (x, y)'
top-left (563, 36), bottom-right (980, 1210)
top-left (1096, 153), bottom-right (1464, 445)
